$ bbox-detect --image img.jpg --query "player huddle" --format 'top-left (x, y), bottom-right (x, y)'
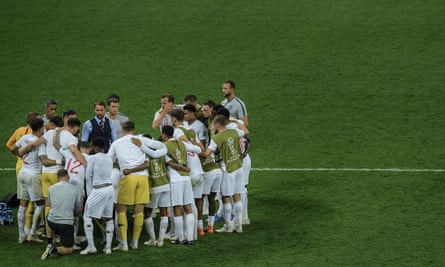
top-left (6, 80), bottom-right (251, 260)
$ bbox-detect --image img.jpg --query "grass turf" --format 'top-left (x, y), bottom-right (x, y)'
top-left (0, 0), bottom-right (444, 266)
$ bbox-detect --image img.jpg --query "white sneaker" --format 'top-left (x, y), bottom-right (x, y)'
top-left (103, 248), bottom-right (112, 255)
top-left (234, 224), bottom-right (243, 233)
top-left (75, 235), bottom-right (86, 244)
top-left (80, 247), bottom-right (97, 255)
top-left (41, 244), bottom-right (57, 260)
top-left (112, 243), bottom-right (129, 252)
top-left (143, 239), bottom-right (157, 246)
top-left (72, 244), bottom-right (82, 251)
top-left (27, 234), bottom-right (44, 243)
top-left (130, 240), bottom-right (138, 250)
top-left (156, 239), bottom-right (164, 247)
top-left (216, 223), bottom-right (233, 233)
top-left (18, 236), bottom-right (26, 244)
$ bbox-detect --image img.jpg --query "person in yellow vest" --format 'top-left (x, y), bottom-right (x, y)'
top-left (200, 115), bottom-right (248, 233)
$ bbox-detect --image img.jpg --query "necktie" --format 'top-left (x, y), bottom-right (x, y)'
top-left (99, 120), bottom-right (104, 130)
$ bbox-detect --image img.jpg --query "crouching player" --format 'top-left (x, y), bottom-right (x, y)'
top-left (41, 169), bottom-right (82, 260)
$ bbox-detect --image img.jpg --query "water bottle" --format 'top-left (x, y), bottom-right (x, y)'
top-left (5, 206), bottom-right (13, 225)
top-left (0, 203), bottom-right (6, 226)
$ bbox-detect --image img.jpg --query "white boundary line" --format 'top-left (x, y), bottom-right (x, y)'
top-left (251, 167), bottom-right (445, 173)
top-left (1, 167), bottom-right (444, 173)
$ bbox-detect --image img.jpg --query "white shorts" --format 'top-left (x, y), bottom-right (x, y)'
top-left (69, 173), bottom-right (85, 198)
top-left (243, 154), bottom-right (251, 186)
top-left (170, 180), bottom-right (194, 207)
top-left (18, 171), bottom-right (43, 201)
top-left (146, 191), bottom-right (171, 209)
top-left (84, 185), bottom-right (114, 219)
top-left (111, 168), bottom-right (122, 203)
top-left (192, 181), bottom-right (204, 198)
top-left (202, 168), bottom-right (222, 195)
top-left (221, 168), bottom-right (244, 197)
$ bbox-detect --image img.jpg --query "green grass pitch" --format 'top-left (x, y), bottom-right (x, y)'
top-left (0, 0), bottom-right (444, 266)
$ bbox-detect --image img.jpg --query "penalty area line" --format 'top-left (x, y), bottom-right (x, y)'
top-left (251, 167), bottom-right (445, 173)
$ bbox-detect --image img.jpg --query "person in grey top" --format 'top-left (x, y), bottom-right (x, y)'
top-left (221, 80), bottom-right (248, 127)
top-left (41, 169), bottom-right (81, 260)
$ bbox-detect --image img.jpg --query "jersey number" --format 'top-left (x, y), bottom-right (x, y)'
top-left (66, 158), bottom-right (82, 175)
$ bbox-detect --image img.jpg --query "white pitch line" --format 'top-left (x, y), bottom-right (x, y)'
top-left (251, 167), bottom-right (445, 173)
top-left (1, 167), bottom-right (444, 173)
top-left (0, 168), bottom-right (15, 171)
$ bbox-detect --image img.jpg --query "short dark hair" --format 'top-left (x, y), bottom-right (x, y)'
top-left (170, 109), bottom-right (184, 122)
top-left (161, 93), bottom-right (174, 103)
top-left (25, 112), bottom-right (40, 124)
top-left (161, 125), bottom-right (174, 138)
top-left (224, 80), bottom-right (235, 89)
top-left (213, 115), bottom-right (229, 127)
top-left (203, 100), bottom-right (216, 108)
top-left (29, 118), bottom-right (44, 132)
top-left (107, 93), bottom-right (121, 102)
top-left (183, 94), bottom-right (197, 103)
top-left (57, 168), bottom-right (68, 179)
top-left (94, 100), bottom-right (106, 108)
top-left (50, 115), bottom-right (64, 128)
top-left (107, 93), bottom-right (120, 105)
top-left (122, 121), bottom-right (135, 132)
top-left (183, 104), bottom-right (196, 113)
top-left (67, 118), bottom-right (81, 128)
top-left (90, 137), bottom-right (106, 150)
top-left (79, 141), bottom-right (91, 150)
top-left (214, 107), bottom-right (230, 119)
top-left (45, 99), bottom-right (58, 107)
top-left (63, 109), bottom-right (76, 119)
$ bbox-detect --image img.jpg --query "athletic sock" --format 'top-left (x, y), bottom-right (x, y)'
top-left (223, 203), bottom-right (232, 225)
top-left (118, 212), bottom-right (127, 242)
top-left (30, 205), bottom-right (44, 235)
top-left (173, 216), bottom-right (184, 242)
top-left (25, 202), bottom-right (33, 230)
top-left (73, 216), bottom-right (79, 241)
top-left (105, 220), bottom-right (114, 249)
top-left (208, 216), bottom-right (215, 227)
top-left (216, 194), bottom-right (223, 216)
top-left (185, 213), bottom-right (195, 242)
top-left (18, 206), bottom-right (27, 237)
top-left (44, 206), bottom-right (51, 219)
top-left (158, 216), bottom-right (168, 241)
top-left (132, 212), bottom-right (144, 242)
top-left (83, 216), bottom-right (94, 248)
top-left (144, 217), bottom-right (156, 241)
top-left (198, 219), bottom-right (203, 229)
top-left (242, 191), bottom-right (249, 220)
top-left (114, 210), bottom-right (121, 242)
top-left (234, 201), bottom-right (243, 227)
